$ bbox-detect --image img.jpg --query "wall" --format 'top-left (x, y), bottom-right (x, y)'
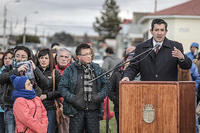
top-left (142, 17), bottom-right (200, 53)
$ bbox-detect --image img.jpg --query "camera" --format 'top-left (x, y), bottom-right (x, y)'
top-left (12, 59), bottom-right (35, 79)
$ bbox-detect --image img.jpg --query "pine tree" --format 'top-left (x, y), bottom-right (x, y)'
top-left (93, 0), bottom-right (121, 41)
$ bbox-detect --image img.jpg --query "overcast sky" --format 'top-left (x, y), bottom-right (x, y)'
top-left (0, 0), bottom-right (189, 36)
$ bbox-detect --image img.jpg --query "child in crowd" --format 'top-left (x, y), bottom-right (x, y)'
top-left (10, 75), bottom-right (48, 133)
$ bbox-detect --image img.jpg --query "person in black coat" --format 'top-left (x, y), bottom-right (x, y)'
top-left (0, 46), bottom-right (47, 133)
top-left (36, 48), bottom-right (61, 133)
top-left (122, 18), bottom-right (192, 82)
top-left (109, 47), bottom-right (136, 133)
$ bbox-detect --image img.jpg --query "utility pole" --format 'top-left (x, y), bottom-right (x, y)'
top-left (22, 11), bottom-right (38, 45)
top-left (154, 0), bottom-right (157, 12)
top-left (3, 6), bottom-right (7, 46)
top-left (10, 19), bottom-right (13, 36)
top-left (34, 25), bottom-right (37, 36)
top-left (23, 16), bottom-right (27, 45)
top-left (2, 0), bottom-right (20, 48)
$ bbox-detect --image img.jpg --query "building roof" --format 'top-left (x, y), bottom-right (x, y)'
top-left (123, 19), bottom-right (132, 24)
top-left (148, 0), bottom-right (200, 16)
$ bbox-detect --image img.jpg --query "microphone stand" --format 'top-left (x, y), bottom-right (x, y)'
top-left (89, 44), bottom-right (159, 83)
top-left (90, 44), bottom-right (159, 133)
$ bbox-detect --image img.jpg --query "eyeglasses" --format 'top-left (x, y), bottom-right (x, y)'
top-left (80, 53), bottom-right (92, 56)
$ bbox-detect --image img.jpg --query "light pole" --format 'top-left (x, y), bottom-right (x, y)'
top-left (3, 0), bottom-right (20, 47)
top-left (22, 11), bottom-right (38, 45)
top-left (154, 0), bottom-right (157, 12)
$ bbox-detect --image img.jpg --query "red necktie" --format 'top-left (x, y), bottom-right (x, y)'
top-left (155, 45), bottom-right (160, 54)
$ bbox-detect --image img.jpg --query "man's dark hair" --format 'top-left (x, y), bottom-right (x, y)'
top-left (51, 42), bottom-right (60, 49)
top-left (151, 18), bottom-right (168, 31)
top-left (105, 47), bottom-right (114, 54)
top-left (76, 43), bottom-right (91, 55)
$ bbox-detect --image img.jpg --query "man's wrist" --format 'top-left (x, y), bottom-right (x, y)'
top-left (179, 56), bottom-right (185, 62)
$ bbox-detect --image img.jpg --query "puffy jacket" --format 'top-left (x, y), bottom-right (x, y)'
top-left (35, 66), bottom-right (61, 110)
top-left (13, 96), bottom-right (48, 133)
top-left (0, 65), bottom-right (45, 108)
top-left (0, 65), bottom-right (20, 108)
top-left (58, 61), bottom-right (110, 117)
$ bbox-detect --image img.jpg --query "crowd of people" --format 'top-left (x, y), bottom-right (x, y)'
top-left (0, 18), bottom-right (198, 133)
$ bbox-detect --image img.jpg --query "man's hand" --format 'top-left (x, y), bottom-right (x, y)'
top-left (121, 77), bottom-right (130, 81)
top-left (172, 47), bottom-right (184, 60)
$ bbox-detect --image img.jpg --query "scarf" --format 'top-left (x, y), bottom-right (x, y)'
top-left (12, 89), bottom-right (36, 102)
top-left (55, 63), bottom-right (70, 75)
top-left (77, 61), bottom-right (95, 102)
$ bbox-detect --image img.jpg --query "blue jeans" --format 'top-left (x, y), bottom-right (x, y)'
top-left (196, 114), bottom-right (199, 133)
top-left (47, 110), bottom-right (56, 133)
top-left (0, 112), bottom-right (5, 133)
top-left (4, 107), bottom-right (15, 133)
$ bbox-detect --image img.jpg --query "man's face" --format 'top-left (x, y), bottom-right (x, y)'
top-left (15, 50), bottom-right (28, 62)
top-left (191, 46), bottom-right (198, 54)
top-left (77, 48), bottom-right (92, 64)
top-left (57, 51), bottom-right (71, 67)
top-left (150, 24), bottom-right (168, 43)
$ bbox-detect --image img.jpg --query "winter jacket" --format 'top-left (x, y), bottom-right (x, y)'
top-left (190, 63), bottom-right (200, 93)
top-left (102, 54), bottom-right (121, 72)
top-left (0, 65), bottom-right (20, 108)
top-left (186, 51), bottom-right (196, 61)
top-left (13, 96), bottom-right (48, 133)
top-left (58, 62), bottom-right (110, 117)
top-left (35, 66), bottom-right (61, 110)
top-left (109, 67), bottom-right (123, 113)
top-left (0, 65), bottom-right (46, 108)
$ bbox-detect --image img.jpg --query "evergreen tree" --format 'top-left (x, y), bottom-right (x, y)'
top-left (93, 0), bottom-right (121, 41)
top-left (48, 31), bottom-right (75, 46)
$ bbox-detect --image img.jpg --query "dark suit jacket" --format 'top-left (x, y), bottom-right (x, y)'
top-left (124, 37), bottom-right (192, 81)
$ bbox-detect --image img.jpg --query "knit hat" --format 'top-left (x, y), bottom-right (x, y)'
top-left (10, 75), bottom-right (28, 90)
top-left (191, 42), bottom-right (199, 49)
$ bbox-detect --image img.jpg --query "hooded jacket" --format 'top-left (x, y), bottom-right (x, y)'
top-left (13, 97), bottom-right (48, 133)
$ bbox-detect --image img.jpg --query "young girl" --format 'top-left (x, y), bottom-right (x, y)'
top-left (11, 75), bottom-right (48, 133)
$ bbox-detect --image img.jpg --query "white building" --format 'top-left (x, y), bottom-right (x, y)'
top-left (129, 0), bottom-right (200, 53)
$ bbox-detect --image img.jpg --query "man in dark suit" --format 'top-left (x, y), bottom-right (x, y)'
top-left (122, 18), bottom-right (192, 81)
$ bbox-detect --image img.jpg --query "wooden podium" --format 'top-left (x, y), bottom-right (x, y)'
top-left (119, 81), bottom-right (195, 133)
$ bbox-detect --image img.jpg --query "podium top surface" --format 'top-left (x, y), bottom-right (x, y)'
top-left (120, 81), bottom-right (195, 85)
